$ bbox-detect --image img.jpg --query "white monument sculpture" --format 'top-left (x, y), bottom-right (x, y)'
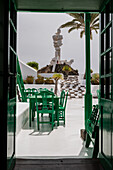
top-left (50, 28), bottom-right (74, 72)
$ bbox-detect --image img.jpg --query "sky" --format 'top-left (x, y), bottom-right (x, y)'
top-left (17, 12), bottom-right (99, 74)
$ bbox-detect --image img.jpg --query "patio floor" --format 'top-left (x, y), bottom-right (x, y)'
top-left (16, 98), bottom-right (98, 159)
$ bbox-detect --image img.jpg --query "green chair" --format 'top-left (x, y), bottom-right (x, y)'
top-left (58, 91), bottom-right (68, 125)
top-left (51, 88), bottom-right (53, 92)
top-left (30, 88), bottom-right (38, 119)
top-left (31, 88), bottom-right (38, 95)
top-left (25, 88), bottom-right (38, 121)
top-left (24, 88), bottom-right (32, 99)
top-left (59, 90), bottom-right (65, 107)
top-left (38, 88), bottom-right (43, 92)
top-left (35, 90), bottom-right (55, 130)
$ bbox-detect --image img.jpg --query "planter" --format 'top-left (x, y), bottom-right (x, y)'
top-left (35, 78), bottom-right (44, 84)
top-left (26, 76), bottom-right (34, 84)
top-left (45, 79), bottom-right (54, 84)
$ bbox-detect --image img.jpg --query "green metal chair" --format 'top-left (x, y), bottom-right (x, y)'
top-left (31, 88), bottom-right (38, 94)
top-left (25, 88), bottom-right (38, 120)
top-left (24, 88), bottom-right (32, 99)
top-left (58, 91), bottom-right (68, 125)
top-left (51, 88), bottom-right (53, 92)
top-left (35, 90), bottom-right (55, 130)
top-left (59, 90), bottom-right (65, 107)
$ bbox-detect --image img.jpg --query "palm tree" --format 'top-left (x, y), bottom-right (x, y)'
top-left (62, 65), bottom-right (72, 78)
top-left (52, 73), bottom-right (63, 95)
top-left (60, 13), bottom-right (99, 40)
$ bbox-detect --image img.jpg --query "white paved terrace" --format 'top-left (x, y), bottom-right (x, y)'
top-left (16, 98), bottom-right (98, 159)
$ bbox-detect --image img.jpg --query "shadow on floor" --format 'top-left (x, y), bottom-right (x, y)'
top-left (22, 115), bottom-right (64, 136)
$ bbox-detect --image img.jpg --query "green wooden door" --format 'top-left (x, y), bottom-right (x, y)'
top-left (7, 1), bottom-right (17, 169)
top-left (99, 1), bottom-right (113, 170)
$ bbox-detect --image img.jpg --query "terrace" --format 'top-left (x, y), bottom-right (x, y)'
top-left (16, 96), bottom-right (98, 158)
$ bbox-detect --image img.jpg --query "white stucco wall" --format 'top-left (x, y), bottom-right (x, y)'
top-left (38, 73), bottom-right (64, 79)
top-left (19, 60), bottom-right (37, 81)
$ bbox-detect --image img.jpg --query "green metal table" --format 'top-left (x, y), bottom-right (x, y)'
top-left (29, 95), bottom-right (59, 127)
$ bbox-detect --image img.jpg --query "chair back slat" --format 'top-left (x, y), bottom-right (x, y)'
top-left (35, 90), bottom-right (54, 111)
top-left (60, 90), bottom-right (65, 107)
top-left (64, 91), bottom-right (68, 109)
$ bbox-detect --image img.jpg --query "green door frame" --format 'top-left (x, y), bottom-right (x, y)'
top-left (0, 0), bottom-right (9, 169)
top-left (2, 1), bottom-right (112, 170)
top-left (99, 1), bottom-right (113, 170)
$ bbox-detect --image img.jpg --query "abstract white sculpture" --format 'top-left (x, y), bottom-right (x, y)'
top-left (50, 28), bottom-right (74, 72)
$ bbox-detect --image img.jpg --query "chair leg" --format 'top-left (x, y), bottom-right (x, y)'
top-left (85, 133), bottom-right (91, 148)
top-left (37, 112), bottom-right (39, 130)
top-left (52, 113), bottom-right (54, 130)
top-left (93, 126), bottom-right (99, 158)
top-left (32, 103), bottom-right (35, 121)
top-left (64, 110), bottom-right (65, 125)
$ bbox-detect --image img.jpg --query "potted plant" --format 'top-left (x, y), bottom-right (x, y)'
top-left (26, 76), bottom-right (34, 84)
top-left (91, 73), bottom-right (99, 85)
top-left (23, 79), bottom-right (27, 84)
top-left (45, 77), bottom-right (54, 84)
top-left (35, 75), bottom-right (44, 84)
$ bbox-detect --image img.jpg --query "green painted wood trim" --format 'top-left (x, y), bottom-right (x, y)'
top-left (101, 73), bottom-right (112, 78)
top-left (100, 0), bottom-right (111, 12)
top-left (12, 0), bottom-right (17, 11)
top-left (16, 9), bottom-right (100, 13)
top-left (9, 46), bottom-right (17, 56)
top-left (99, 153), bottom-right (112, 170)
top-left (111, 9), bottom-right (113, 102)
top-left (85, 13), bottom-right (92, 129)
top-left (10, 18), bottom-right (17, 33)
top-left (101, 21), bottom-right (112, 35)
top-left (100, 47), bottom-right (112, 57)
top-left (16, 56), bottom-right (27, 102)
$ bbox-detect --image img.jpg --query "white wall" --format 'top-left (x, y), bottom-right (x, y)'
top-left (38, 73), bottom-right (64, 79)
top-left (19, 60), bottom-right (37, 81)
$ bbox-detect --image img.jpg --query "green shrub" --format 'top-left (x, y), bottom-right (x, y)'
top-left (91, 73), bottom-right (99, 85)
top-left (27, 61), bottom-right (39, 70)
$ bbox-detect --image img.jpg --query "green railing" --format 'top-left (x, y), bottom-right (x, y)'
top-left (17, 56), bottom-right (27, 102)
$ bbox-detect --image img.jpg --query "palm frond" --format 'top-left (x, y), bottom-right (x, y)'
top-left (60, 13), bottom-right (99, 40)
top-left (68, 27), bottom-right (76, 33)
top-left (67, 13), bottom-right (84, 24)
top-left (91, 17), bottom-right (99, 26)
top-left (68, 24), bottom-right (83, 33)
top-left (90, 14), bottom-right (99, 25)
top-left (91, 27), bottom-right (99, 34)
top-left (68, 26), bottom-right (82, 33)
top-left (80, 30), bottom-right (85, 38)
top-left (60, 20), bottom-right (75, 28)
top-left (91, 23), bottom-right (99, 28)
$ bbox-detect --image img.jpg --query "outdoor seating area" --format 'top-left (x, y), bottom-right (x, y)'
top-left (16, 97), bottom-right (98, 158)
top-left (24, 87), bottom-right (68, 131)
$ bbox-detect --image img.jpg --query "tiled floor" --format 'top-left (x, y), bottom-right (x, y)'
top-left (16, 98), bottom-right (98, 159)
